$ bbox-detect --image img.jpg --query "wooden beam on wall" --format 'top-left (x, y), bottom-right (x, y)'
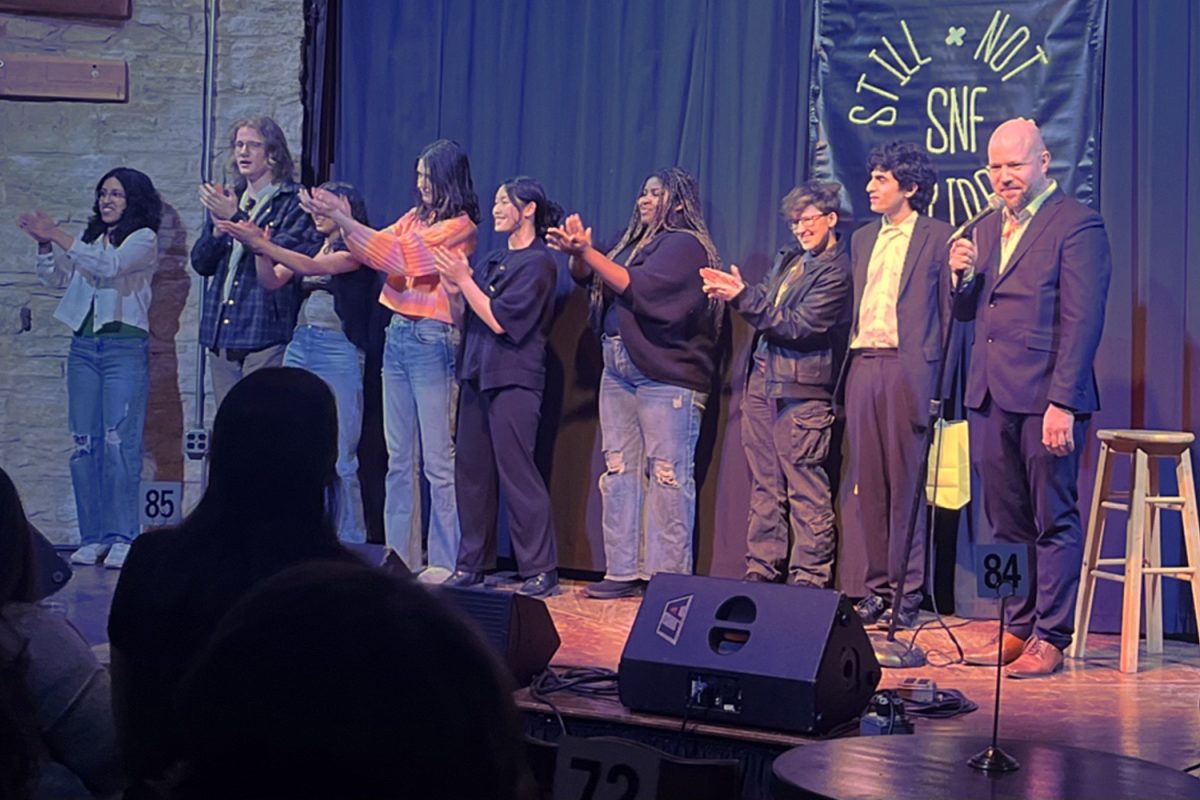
top-left (0, 53), bottom-right (128, 102)
top-left (0, 0), bottom-right (131, 19)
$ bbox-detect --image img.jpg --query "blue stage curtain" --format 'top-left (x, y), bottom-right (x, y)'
top-left (334, 1), bottom-right (1200, 641)
top-left (335, 0), bottom-right (814, 576)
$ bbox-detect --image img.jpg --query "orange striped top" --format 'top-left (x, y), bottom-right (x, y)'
top-left (344, 209), bottom-right (476, 323)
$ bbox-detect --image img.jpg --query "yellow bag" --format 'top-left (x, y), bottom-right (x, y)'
top-left (926, 419), bottom-right (970, 509)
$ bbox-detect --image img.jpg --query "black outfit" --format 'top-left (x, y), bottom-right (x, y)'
top-left (730, 240), bottom-right (852, 585)
top-left (614, 231), bottom-right (719, 393)
top-left (454, 241), bottom-right (559, 577)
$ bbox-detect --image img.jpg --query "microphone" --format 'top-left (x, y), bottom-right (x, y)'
top-left (946, 194), bottom-right (1003, 245)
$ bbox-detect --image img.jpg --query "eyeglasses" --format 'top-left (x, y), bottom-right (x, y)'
top-left (792, 213), bottom-right (830, 227)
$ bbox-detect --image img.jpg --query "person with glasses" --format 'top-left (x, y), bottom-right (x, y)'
top-left (702, 181), bottom-right (851, 588)
top-left (837, 142), bottom-right (954, 631)
top-left (17, 167), bottom-right (162, 570)
top-left (191, 116), bottom-right (321, 406)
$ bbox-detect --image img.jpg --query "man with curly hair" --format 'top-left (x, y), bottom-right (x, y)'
top-left (839, 141), bottom-right (953, 630)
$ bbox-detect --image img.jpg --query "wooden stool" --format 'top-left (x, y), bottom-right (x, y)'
top-left (1069, 429), bottom-right (1200, 673)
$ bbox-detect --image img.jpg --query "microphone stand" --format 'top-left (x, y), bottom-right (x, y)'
top-left (870, 268), bottom-right (966, 669)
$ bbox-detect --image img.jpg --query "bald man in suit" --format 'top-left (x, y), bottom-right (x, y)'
top-left (950, 118), bottom-right (1112, 678)
top-left (839, 142), bottom-right (954, 631)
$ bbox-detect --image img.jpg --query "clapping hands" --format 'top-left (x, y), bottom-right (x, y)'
top-left (432, 248), bottom-right (471, 294)
top-left (214, 218), bottom-right (272, 253)
top-left (199, 183), bottom-right (239, 220)
top-left (16, 209), bottom-right (59, 243)
top-left (299, 187), bottom-right (351, 221)
top-left (700, 264), bottom-right (745, 301)
top-left (546, 214), bottom-right (593, 255)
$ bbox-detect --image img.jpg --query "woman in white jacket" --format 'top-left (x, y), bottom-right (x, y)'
top-left (17, 167), bottom-right (162, 569)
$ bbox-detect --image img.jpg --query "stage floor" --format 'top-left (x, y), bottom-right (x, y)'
top-left (520, 580), bottom-right (1200, 772)
top-left (57, 557), bottom-right (1200, 772)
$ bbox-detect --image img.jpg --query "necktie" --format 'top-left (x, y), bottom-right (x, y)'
top-left (1002, 213), bottom-right (1020, 246)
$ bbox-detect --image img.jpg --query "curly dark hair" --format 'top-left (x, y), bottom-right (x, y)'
top-left (81, 167), bottom-right (163, 247)
top-left (867, 141), bottom-right (938, 215)
top-left (499, 177), bottom-right (563, 240)
top-left (414, 139), bottom-right (481, 225)
top-left (780, 180), bottom-right (842, 219)
top-left (226, 116), bottom-right (296, 191)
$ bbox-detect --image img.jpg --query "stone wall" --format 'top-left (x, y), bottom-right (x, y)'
top-left (0, 0), bottom-right (308, 542)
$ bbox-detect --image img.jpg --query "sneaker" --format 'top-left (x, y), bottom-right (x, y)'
top-left (853, 594), bottom-right (888, 625)
top-left (104, 542), bottom-right (132, 569)
top-left (70, 543), bottom-right (110, 566)
top-left (416, 566), bottom-right (452, 585)
top-left (583, 578), bottom-right (644, 600)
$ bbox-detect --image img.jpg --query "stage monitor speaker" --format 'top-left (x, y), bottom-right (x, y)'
top-left (618, 574), bottom-right (880, 734)
top-left (439, 586), bottom-right (560, 688)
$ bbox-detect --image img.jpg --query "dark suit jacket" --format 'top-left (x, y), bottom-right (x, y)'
top-left (730, 239), bottom-right (852, 400)
top-left (835, 213), bottom-right (955, 425)
top-left (954, 188), bottom-right (1112, 415)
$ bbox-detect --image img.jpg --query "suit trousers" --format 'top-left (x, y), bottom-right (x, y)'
top-left (971, 397), bottom-right (1088, 650)
top-left (845, 350), bottom-right (927, 613)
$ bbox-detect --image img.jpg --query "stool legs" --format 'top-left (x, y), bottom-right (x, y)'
top-left (1145, 462), bottom-right (1163, 655)
top-left (1177, 451), bottom-right (1200, 642)
top-left (1119, 449), bottom-right (1149, 674)
top-left (1070, 442), bottom-right (1112, 660)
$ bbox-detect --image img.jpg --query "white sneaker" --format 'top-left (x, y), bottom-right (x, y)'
top-left (70, 543), bottom-right (110, 566)
top-left (416, 566), bottom-right (452, 585)
top-left (103, 542), bottom-right (132, 569)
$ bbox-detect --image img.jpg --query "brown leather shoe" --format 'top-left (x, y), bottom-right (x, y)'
top-left (1005, 637), bottom-right (1064, 679)
top-left (962, 630), bottom-right (1026, 666)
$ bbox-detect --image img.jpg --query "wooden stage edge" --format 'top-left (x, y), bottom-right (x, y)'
top-left (517, 580), bottom-right (1200, 771)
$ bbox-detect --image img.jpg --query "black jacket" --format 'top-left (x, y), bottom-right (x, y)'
top-left (730, 238), bottom-right (852, 400)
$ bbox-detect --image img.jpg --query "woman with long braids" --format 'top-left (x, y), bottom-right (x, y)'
top-left (434, 177), bottom-right (564, 598)
top-left (215, 181), bottom-right (377, 544)
top-left (17, 167), bottom-right (162, 570)
top-left (303, 140), bottom-right (478, 581)
top-left (548, 167), bottom-right (722, 599)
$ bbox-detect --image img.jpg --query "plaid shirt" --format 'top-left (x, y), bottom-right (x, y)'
top-left (191, 181), bottom-right (321, 351)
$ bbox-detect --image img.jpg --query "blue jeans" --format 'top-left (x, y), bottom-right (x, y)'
top-left (67, 336), bottom-right (148, 545)
top-left (598, 336), bottom-right (706, 580)
top-left (284, 325), bottom-right (366, 543)
top-left (382, 316), bottom-right (461, 571)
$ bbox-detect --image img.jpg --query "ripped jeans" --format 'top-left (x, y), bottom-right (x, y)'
top-left (598, 336), bottom-right (706, 581)
top-left (67, 335), bottom-right (149, 546)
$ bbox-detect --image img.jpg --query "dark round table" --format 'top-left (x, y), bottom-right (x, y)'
top-left (772, 735), bottom-right (1200, 800)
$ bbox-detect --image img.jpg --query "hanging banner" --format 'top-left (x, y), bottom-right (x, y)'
top-left (810, 0), bottom-right (1108, 225)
